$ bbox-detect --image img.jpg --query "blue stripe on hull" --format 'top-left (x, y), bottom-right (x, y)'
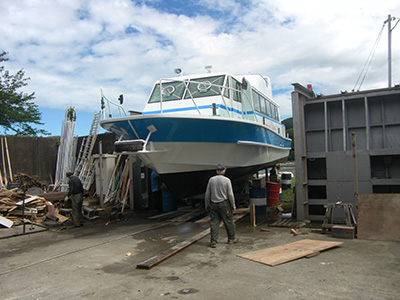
top-left (102, 116), bottom-right (291, 149)
top-left (142, 104), bottom-right (281, 126)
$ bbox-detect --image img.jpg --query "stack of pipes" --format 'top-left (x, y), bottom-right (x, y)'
top-left (54, 107), bottom-right (78, 191)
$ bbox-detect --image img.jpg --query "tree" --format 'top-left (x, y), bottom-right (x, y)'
top-left (282, 117), bottom-right (294, 161)
top-left (0, 51), bottom-right (49, 136)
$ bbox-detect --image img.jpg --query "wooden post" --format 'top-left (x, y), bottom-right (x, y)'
top-left (1, 137), bottom-right (8, 186)
top-left (4, 137), bottom-right (12, 180)
top-left (351, 133), bottom-right (359, 199)
top-left (250, 203), bottom-right (256, 227)
top-left (99, 141), bottom-right (103, 207)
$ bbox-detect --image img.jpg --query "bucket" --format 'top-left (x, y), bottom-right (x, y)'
top-left (281, 172), bottom-right (292, 190)
top-left (266, 181), bottom-right (280, 207)
top-left (249, 197), bottom-right (267, 224)
top-left (162, 190), bottom-right (177, 212)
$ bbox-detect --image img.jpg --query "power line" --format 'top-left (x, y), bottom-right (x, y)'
top-left (353, 24), bottom-right (385, 91)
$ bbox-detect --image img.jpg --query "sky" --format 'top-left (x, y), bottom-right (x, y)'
top-left (1, 0), bottom-right (399, 137)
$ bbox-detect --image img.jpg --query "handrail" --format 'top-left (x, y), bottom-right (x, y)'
top-left (101, 93), bottom-right (127, 118)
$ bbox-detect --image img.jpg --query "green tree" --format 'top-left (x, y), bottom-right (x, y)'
top-left (282, 117), bottom-right (294, 161)
top-left (0, 51), bottom-right (49, 136)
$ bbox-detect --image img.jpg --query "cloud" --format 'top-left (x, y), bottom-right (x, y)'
top-left (0, 0), bottom-right (399, 122)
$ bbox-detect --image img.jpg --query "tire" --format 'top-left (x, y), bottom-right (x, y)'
top-left (114, 139), bottom-right (145, 152)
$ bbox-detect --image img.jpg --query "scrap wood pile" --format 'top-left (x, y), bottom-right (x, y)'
top-left (0, 188), bottom-right (67, 228)
top-left (12, 173), bottom-right (47, 191)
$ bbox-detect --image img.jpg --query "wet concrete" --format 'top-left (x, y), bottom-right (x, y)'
top-left (1, 211), bottom-right (399, 300)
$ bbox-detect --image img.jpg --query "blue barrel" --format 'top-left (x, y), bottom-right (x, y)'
top-left (249, 188), bottom-right (267, 224)
top-left (162, 190), bottom-right (177, 212)
top-left (281, 172), bottom-right (292, 190)
top-left (250, 188), bottom-right (266, 198)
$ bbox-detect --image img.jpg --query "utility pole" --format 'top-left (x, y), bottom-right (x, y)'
top-left (385, 15), bottom-right (398, 87)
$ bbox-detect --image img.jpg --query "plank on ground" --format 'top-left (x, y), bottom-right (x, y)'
top-left (237, 239), bottom-right (342, 266)
top-left (137, 212), bottom-right (248, 270)
top-left (168, 207), bottom-right (206, 222)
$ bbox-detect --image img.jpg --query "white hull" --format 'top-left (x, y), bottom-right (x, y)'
top-left (136, 141), bottom-right (290, 174)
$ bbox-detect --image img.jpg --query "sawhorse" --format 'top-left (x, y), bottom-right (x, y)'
top-left (322, 202), bottom-right (357, 233)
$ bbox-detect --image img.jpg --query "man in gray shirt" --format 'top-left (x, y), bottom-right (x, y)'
top-left (205, 164), bottom-right (238, 248)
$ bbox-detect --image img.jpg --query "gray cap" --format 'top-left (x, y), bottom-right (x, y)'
top-left (66, 172), bottom-right (73, 177)
top-left (216, 164), bottom-right (226, 171)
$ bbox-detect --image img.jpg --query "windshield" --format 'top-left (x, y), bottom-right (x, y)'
top-left (184, 75), bottom-right (225, 99)
top-left (148, 81), bottom-right (186, 103)
top-left (148, 75), bottom-right (226, 103)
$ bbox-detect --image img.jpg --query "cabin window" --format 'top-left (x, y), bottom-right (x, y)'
top-left (265, 101), bottom-right (272, 118)
top-left (233, 79), bottom-right (242, 102)
top-left (252, 91), bottom-right (260, 111)
top-left (224, 77), bottom-right (230, 98)
top-left (260, 97), bottom-right (266, 115)
top-left (184, 75), bottom-right (225, 99)
top-left (271, 104), bottom-right (279, 120)
top-left (148, 81), bottom-right (186, 103)
top-left (252, 89), bottom-right (279, 121)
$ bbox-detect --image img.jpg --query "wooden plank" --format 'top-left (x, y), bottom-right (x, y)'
top-left (237, 239), bottom-right (342, 266)
top-left (4, 137), bottom-right (12, 179)
top-left (169, 207), bottom-right (206, 222)
top-left (0, 215), bottom-right (13, 228)
top-left (54, 213), bottom-right (69, 223)
top-left (121, 178), bottom-right (131, 213)
top-left (137, 212), bottom-right (248, 269)
top-left (16, 196), bottom-right (39, 206)
top-left (357, 194), bottom-right (400, 242)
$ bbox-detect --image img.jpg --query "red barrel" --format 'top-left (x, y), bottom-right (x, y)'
top-left (266, 181), bottom-right (280, 206)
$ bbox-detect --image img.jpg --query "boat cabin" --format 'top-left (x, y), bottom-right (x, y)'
top-left (143, 72), bottom-right (286, 136)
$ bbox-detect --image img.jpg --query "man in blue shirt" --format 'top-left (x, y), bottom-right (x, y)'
top-left (151, 170), bottom-right (161, 212)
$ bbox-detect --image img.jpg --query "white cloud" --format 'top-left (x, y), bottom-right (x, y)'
top-left (1, 0), bottom-right (399, 123)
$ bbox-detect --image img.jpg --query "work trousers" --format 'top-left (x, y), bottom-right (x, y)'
top-left (71, 193), bottom-right (83, 226)
top-left (210, 200), bottom-right (236, 243)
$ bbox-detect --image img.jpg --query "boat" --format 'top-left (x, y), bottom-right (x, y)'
top-left (100, 71), bottom-right (291, 199)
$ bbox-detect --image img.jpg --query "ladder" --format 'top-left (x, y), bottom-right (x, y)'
top-left (80, 160), bottom-right (96, 190)
top-left (74, 111), bottom-right (101, 176)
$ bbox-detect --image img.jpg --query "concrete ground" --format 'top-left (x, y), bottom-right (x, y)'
top-left (1, 210), bottom-right (399, 300)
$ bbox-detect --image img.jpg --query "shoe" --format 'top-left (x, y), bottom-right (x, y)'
top-left (209, 241), bottom-right (217, 248)
top-left (228, 238), bottom-right (239, 244)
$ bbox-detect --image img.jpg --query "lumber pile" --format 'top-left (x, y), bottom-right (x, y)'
top-left (0, 188), bottom-right (52, 228)
top-left (12, 173), bottom-right (47, 191)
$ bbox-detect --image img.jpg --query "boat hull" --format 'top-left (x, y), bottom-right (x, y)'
top-left (100, 114), bottom-right (291, 198)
